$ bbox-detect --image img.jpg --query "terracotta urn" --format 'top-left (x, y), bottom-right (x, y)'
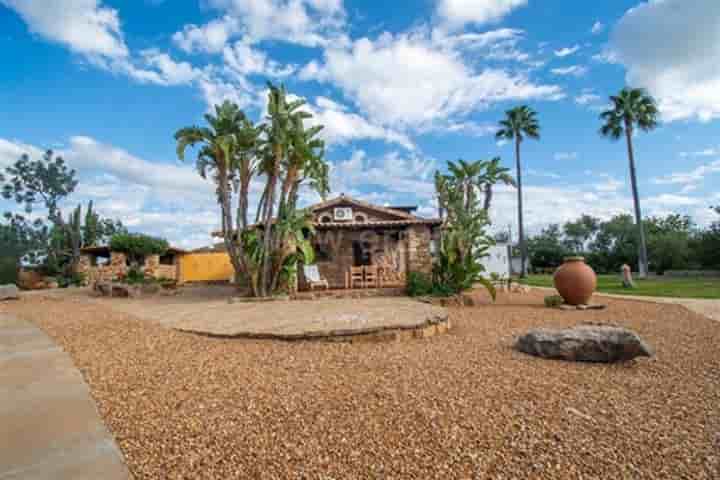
top-left (553, 257), bottom-right (597, 306)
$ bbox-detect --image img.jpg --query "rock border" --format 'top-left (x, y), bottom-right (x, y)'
top-left (174, 313), bottom-right (451, 344)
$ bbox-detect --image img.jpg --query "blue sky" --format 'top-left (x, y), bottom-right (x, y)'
top-left (1, 0), bottom-right (719, 248)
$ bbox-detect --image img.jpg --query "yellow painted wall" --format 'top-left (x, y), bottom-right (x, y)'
top-left (178, 253), bottom-right (233, 283)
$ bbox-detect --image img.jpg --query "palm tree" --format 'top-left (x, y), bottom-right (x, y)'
top-left (175, 100), bottom-right (254, 292)
top-left (600, 87), bottom-right (659, 278)
top-left (496, 106), bottom-right (540, 278)
top-left (447, 159), bottom-right (484, 211)
top-left (481, 157), bottom-right (516, 213)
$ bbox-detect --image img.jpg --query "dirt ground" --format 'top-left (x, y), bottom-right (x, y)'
top-left (4, 289), bottom-right (720, 479)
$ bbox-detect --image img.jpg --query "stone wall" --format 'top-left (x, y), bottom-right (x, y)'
top-left (407, 226), bottom-right (433, 276)
top-left (78, 252), bottom-right (128, 285)
top-left (77, 251), bottom-right (179, 284)
top-left (309, 229), bottom-right (407, 289)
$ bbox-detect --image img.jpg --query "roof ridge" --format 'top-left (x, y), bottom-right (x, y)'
top-left (309, 194), bottom-right (418, 219)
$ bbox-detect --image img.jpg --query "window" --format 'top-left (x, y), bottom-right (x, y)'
top-left (354, 214), bottom-right (367, 223)
top-left (320, 214), bottom-right (332, 223)
top-left (90, 253), bottom-right (110, 266)
top-left (159, 254), bottom-right (175, 266)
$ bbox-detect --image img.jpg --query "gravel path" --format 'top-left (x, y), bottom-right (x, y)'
top-left (3, 291), bottom-right (720, 479)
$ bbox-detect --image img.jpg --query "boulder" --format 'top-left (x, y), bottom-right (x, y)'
top-left (516, 325), bottom-right (653, 363)
top-left (0, 284), bottom-right (20, 300)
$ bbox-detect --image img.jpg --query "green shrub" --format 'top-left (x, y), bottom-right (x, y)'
top-left (123, 267), bottom-right (149, 285)
top-left (544, 295), bottom-right (564, 308)
top-left (407, 271), bottom-right (434, 297)
top-left (110, 233), bottom-right (169, 264)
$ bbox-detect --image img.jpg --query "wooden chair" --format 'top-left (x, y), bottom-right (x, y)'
top-left (303, 265), bottom-right (329, 291)
top-left (363, 265), bottom-right (378, 289)
top-left (349, 266), bottom-right (364, 289)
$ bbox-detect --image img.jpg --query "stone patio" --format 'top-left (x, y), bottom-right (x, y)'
top-left (96, 292), bottom-right (450, 342)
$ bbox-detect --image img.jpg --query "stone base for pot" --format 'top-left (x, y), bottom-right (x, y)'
top-left (557, 304), bottom-right (607, 311)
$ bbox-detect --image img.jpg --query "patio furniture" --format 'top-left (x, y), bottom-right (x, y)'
top-left (304, 265), bottom-right (329, 291)
top-left (364, 265), bottom-right (379, 288)
top-left (348, 266), bottom-right (364, 289)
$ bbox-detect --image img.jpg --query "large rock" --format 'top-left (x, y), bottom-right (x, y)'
top-left (516, 325), bottom-right (653, 363)
top-left (0, 284), bottom-right (20, 300)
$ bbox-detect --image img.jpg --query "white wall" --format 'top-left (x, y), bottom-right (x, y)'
top-left (481, 244), bottom-right (510, 278)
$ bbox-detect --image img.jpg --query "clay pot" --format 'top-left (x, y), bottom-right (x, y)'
top-left (553, 257), bottom-right (597, 306)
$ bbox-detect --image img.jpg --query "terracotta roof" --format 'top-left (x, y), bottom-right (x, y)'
top-left (308, 194), bottom-right (418, 220)
top-left (315, 219), bottom-right (441, 229)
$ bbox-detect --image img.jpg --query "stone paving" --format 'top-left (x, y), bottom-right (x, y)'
top-left (0, 313), bottom-right (131, 480)
top-left (100, 295), bottom-right (449, 341)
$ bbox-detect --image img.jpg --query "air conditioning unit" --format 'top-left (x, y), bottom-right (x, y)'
top-left (334, 207), bottom-right (353, 221)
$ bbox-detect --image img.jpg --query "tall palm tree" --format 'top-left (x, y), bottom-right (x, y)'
top-left (175, 101), bottom-right (253, 290)
top-left (496, 106), bottom-right (540, 278)
top-left (600, 87), bottom-right (659, 278)
top-left (258, 83), bottom-right (308, 296)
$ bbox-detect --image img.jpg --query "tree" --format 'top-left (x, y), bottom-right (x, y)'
top-left (480, 157), bottom-right (515, 213)
top-left (496, 106), bottom-right (540, 278)
top-left (175, 84), bottom-right (329, 297)
top-left (109, 233), bottom-right (169, 266)
top-left (176, 100), bottom-right (257, 293)
top-left (600, 87), bottom-right (659, 278)
top-left (438, 158), bottom-right (515, 223)
top-left (1, 151), bottom-right (123, 275)
top-left (432, 161), bottom-right (497, 298)
top-left (563, 215), bottom-right (600, 254)
top-left (587, 214), bottom-right (639, 274)
top-left (528, 224), bottom-right (567, 271)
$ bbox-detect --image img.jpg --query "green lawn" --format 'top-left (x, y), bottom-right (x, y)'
top-left (520, 274), bottom-right (720, 299)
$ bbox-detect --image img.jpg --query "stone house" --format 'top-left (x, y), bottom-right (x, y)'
top-left (301, 195), bottom-right (442, 289)
top-left (77, 245), bottom-right (186, 285)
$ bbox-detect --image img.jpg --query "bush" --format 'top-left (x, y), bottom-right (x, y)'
top-left (57, 271), bottom-right (85, 288)
top-left (110, 233), bottom-right (169, 263)
top-left (544, 295), bottom-right (564, 308)
top-left (407, 271), bottom-right (434, 297)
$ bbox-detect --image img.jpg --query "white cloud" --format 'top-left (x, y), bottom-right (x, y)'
top-left (554, 45), bottom-right (580, 57)
top-left (303, 32), bottom-right (563, 129)
top-left (591, 21), bottom-right (605, 35)
top-left (257, 91), bottom-right (415, 150)
top-left (679, 148), bottom-right (718, 158)
top-left (173, 16), bottom-right (237, 54)
top-left (0, 136), bottom-right (222, 248)
top-left (331, 150), bottom-right (437, 200)
top-left (436, 0), bottom-right (528, 29)
top-left (0, 138), bottom-right (44, 168)
top-left (553, 152), bottom-right (578, 161)
top-left (610, 0), bottom-right (720, 122)
top-left (550, 65), bottom-right (588, 77)
top-left (223, 41), bottom-right (296, 78)
top-left (574, 89), bottom-right (602, 106)
top-left (0, 0), bottom-right (128, 59)
top-left (652, 159), bottom-right (720, 186)
top-left (181, 0), bottom-right (347, 49)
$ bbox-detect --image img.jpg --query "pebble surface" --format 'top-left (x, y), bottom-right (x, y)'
top-left (5, 290), bottom-right (720, 479)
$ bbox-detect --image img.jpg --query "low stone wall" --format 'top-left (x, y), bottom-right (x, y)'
top-left (77, 252), bottom-right (128, 285)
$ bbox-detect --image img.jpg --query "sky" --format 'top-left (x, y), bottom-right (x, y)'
top-left (1, 0), bottom-right (719, 249)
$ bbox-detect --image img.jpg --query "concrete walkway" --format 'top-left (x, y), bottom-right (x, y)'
top-left (0, 313), bottom-right (131, 479)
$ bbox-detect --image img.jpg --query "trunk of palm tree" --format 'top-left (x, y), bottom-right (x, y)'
top-left (624, 122), bottom-right (649, 278)
top-left (259, 147), bottom-right (281, 296)
top-left (483, 184), bottom-right (493, 213)
top-left (515, 138), bottom-right (528, 278)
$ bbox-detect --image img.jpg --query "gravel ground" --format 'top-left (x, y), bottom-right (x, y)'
top-left (4, 290), bottom-right (720, 479)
